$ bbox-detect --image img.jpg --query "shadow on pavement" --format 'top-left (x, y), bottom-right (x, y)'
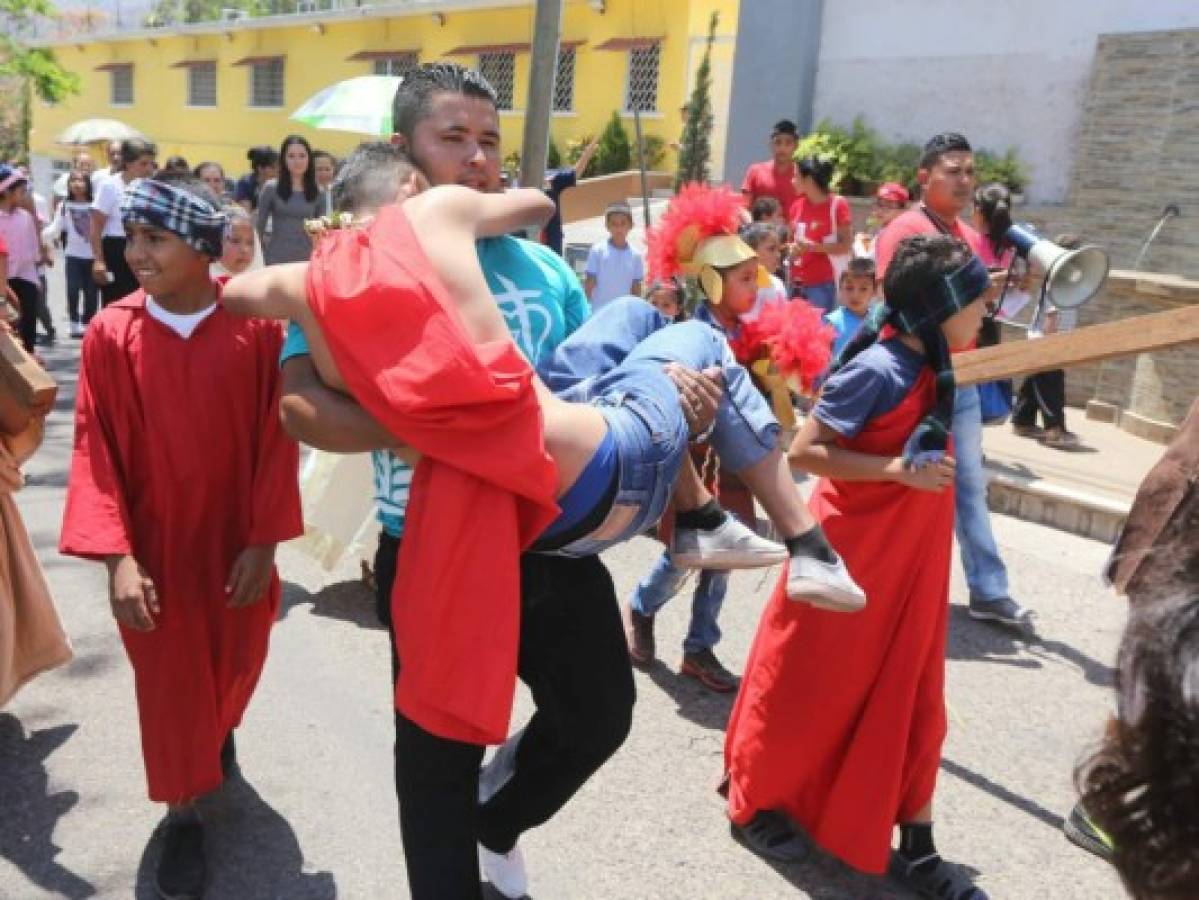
top-left (737, 836), bottom-right (919, 899)
top-left (645, 662), bottom-right (734, 731)
top-left (945, 604), bottom-right (1115, 685)
top-left (0, 714), bottom-right (95, 899)
top-left (940, 756), bottom-right (1066, 831)
top-left (279, 578), bottom-right (383, 631)
top-left (134, 774), bottom-right (336, 899)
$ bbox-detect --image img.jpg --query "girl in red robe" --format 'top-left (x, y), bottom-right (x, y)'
top-left (724, 234), bottom-right (994, 900)
top-left (59, 175), bottom-right (302, 899)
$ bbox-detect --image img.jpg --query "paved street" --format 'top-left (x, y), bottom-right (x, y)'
top-left (2, 292), bottom-right (1128, 899)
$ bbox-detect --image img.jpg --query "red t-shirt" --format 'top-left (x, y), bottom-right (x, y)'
top-left (788, 193), bottom-right (852, 285)
top-left (741, 160), bottom-right (799, 215)
top-left (874, 207), bottom-right (985, 351)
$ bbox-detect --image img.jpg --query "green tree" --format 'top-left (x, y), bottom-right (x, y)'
top-left (594, 111), bottom-right (631, 175)
top-left (1, 0), bottom-right (82, 158)
top-left (674, 10), bottom-right (717, 189)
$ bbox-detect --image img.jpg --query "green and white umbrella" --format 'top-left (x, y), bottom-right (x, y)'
top-left (290, 75), bottom-right (401, 136)
top-left (56, 118), bottom-right (145, 145)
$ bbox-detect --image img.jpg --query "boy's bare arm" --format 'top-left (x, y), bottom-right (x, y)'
top-left (417, 185), bottom-right (555, 240)
top-left (222, 262), bottom-right (309, 320)
top-left (787, 416), bottom-right (954, 491)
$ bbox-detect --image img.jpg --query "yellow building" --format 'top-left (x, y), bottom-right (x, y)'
top-left (29, 0), bottom-right (739, 188)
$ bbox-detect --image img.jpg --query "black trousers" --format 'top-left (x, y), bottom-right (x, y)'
top-left (1012, 369), bottom-right (1067, 430)
top-left (375, 539), bottom-right (634, 900)
top-left (100, 236), bottom-right (137, 306)
top-left (65, 255), bottom-right (99, 325)
top-left (8, 278), bottom-right (39, 353)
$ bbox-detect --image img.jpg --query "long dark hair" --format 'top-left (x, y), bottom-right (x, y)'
top-left (797, 155), bottom-right (835, 194)
top-left (277, 134), bottom-right (318, 204)
top-left (974, 182), bottom-right (1013, 257)
top-left (66, 167), bottom-right (93, 204)
top-left (1076, 589), bottom-right (1199, 899)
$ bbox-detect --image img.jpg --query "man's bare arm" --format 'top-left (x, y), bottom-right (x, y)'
top-left (280, 356), bottom-right (419, 464)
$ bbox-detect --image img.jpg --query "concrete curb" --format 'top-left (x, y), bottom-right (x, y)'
top-left (985, 465), bottom-right (1130, 543)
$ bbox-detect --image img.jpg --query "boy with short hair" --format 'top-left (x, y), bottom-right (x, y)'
top-left (60, 173), bottom-right (302, 899)
top-left (825, 257), bottom-right (878, 357)
top-left (584, 202), bottom-right (643, 309)
top-left (741, 119), bottom-right (801, 214)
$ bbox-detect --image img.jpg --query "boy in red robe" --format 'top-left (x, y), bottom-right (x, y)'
top-left (724, 234), bottom-right (994, 900)
top-left (59, 174), bottom-right (302, 899)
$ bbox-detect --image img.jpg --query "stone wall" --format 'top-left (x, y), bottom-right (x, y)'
top-left (1068, 28), bottom-right (1199, 279)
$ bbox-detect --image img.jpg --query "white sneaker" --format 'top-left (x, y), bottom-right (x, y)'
top-left (786, 552), bottom-right (867, 612)
top-left (671, 517), bottom-right (788, 570)
top-left (479, 843), bottom-right (528, 899)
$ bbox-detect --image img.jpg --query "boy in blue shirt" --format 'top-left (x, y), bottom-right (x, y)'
top-left (584, 202), bottom-right (644, 309)
top-left (825, 257), bottom-right (878, 358)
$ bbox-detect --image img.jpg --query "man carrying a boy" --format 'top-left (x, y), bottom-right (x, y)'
top-left (60, 174), bottom-right (303, 898)
top-left (875, 131), bottom-right (1032, 630)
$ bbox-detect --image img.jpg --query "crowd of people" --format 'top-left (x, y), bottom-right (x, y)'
top-left (0, 60), bottom-right (1196, 900)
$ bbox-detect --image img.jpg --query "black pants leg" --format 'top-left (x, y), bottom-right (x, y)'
top-left (374, 532), bottom-right (401, 685)
top-left (35, 276), bottom-right (53, 338)
top-left (9, 278), bottom-right (39, 353)
top-left (1037, 370), bottom-right (1067, 430)
top-left (101, 236), bottom-right (136, 306)
top-left (391, 553), bottom-right (634, 898)
top-left (66, 255), bottom-right (97, 324)
top-left (1012, 377), bottom-right (1039, 428)
top-left (477, 553), bottom-right (635, 854)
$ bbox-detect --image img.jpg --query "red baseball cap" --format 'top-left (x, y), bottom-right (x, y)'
top-left (876, 182), bottom-right (909, 205)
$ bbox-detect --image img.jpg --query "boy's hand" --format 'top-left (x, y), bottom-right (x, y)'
top-left (106, 554), bottom-right (159, 631)
top-left (226, 544), bottom-right (276, 608)
top-left (892, 456), bottom-right (956, 492)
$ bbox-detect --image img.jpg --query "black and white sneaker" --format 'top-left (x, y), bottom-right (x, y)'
top-left (968, 595), bottom-right (1034, 630)
top-left (671, 517), bottom-right (787, 571)
top-left (156, 819), bottom-right (206, 900)
top-left (787, 552), bottom-right (867, 612)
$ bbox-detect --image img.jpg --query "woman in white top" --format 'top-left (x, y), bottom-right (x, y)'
top-left (45, 169), bottom-right (97, 337)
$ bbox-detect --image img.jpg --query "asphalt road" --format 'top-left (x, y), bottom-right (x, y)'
top-left (1, 288), bottom-right (1127, 900)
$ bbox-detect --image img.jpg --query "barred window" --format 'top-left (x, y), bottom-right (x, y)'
top-left (250, 58), bottom-right (285, 108)
top-left (187, 62), bottom-right (217, 107)
top-left (373, 52), bottom-right (419, 79)
top-left (552, 46), bottom-right (575, 113)
top-left (478, 51), bottom-right (515, 111)
top-left (110, 65), bottom-right (133, 105)
top-left (624, 43), bottom-right (660, 113)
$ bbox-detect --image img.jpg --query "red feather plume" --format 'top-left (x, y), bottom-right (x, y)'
top-left (729, 300), bottom-right (835, 395)
top-left (647, 183), bottom-right (747, 283)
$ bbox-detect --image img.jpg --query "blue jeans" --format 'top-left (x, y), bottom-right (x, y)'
top-left (952, 385), bottom-right (1011, 601)
top-left (796, 279), bottom-right (837, 314)
top-left (631, 551), bottom-right (726, 654)
top-left (537, 297), bottom-right (779, 557)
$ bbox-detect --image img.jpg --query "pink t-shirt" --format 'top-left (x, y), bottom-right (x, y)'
top-left (788, 193), bottom-right (851, 285)
top-left (0, 207), bottom-right (40, 284)
top-left (741, 160), bottom-right (799, 215)
top-left (874, 207), bottom-right (983, 280)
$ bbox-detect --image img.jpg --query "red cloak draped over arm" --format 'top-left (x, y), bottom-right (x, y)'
top-left (59, 324), bottom-right (136, 561)
top-left (307, 206), bottom-right (559, 745)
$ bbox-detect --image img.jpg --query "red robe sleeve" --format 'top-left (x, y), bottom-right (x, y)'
top-left (59, 323), bottom-right (135, 561)
top-left (247, 321), bottom-right (303, 546)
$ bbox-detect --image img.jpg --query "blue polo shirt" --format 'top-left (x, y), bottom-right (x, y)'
top-left (281, 234), bottom-right (589, 538)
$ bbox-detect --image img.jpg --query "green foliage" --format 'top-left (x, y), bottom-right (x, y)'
top-left (637, 133), bottom-right (666, 170)
top-left (503, 149), bottom-right (521, 177)
top-left (674, 10), bottom-right (717, 189)
top-left (546, 137), bottom-right (562, 169)
top-left (594, 111), bottom-right (631, 176)
top-left (974, 147), bottom-right (1028, 193)
top-left (0, 0), bottom-right (82, 157)
top-left (144, 0), bottom-right (278, 25)
top-left (794, 116), bottom-right (882, 194)
top-left (797, 119), bottom-right (1030, 196)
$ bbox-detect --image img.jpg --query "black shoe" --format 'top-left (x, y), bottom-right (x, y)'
top-left (156, 819), bottom-right (206, 900)
top-left (731, 810), bottom-right (810, 863)
top-left (1063, 801), bottom-right (1114, 862)
top-left (220, 731), bottom-right (238, 778)
top-left (968, 595), bottom-right (1034, 630)
top-left (888, 850), bottom-right (988, 899)
top-left (622, 602), bottom-right (655, 669)
top-left (680, 648), bottom-right (740, 693)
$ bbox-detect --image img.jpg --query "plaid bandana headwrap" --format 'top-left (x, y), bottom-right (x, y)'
top-left (121, 179), bottom-right (226, 259)
top-left (831, 254), bottom-right (990, 468)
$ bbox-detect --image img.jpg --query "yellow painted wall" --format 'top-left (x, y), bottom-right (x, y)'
top-left (31, 0), bottom-right (739, 179)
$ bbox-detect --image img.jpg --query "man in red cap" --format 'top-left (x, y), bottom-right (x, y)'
top-left (853, 182), bottom-right (910, 260)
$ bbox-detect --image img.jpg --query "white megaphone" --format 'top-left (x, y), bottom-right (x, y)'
top-left (1005, 222), bottom-right (1109, 309)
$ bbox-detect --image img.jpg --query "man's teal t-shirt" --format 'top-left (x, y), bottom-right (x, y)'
top-left (280, 235), bottom-right (589, 538)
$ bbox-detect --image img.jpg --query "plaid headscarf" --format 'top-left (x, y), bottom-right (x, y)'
top-left (831, 252), bottom-right (990, 468)
top-left (121, 179), bottom-right (226, 259)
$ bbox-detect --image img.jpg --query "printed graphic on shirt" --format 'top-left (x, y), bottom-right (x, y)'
top-left (491, 271), bottom-right (553, 363)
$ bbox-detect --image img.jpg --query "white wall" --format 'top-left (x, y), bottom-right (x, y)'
top-left (812, 0), bottom-right (1199, 202)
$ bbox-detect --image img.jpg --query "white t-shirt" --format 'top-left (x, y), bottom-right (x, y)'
top-left (742, 274), bottom-right (787, 324)
top-left (146, 297), bottom-right (218, 339)
top-left (45, 200), bottom-right (94, 260)
top-left (585, 239), bottom-right (644, 309)
top-left (93, 175), bottom-right (135, 238)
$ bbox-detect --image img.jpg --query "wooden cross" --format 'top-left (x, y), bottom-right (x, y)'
top-left (953, 305), bottom-right (1199, 387)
